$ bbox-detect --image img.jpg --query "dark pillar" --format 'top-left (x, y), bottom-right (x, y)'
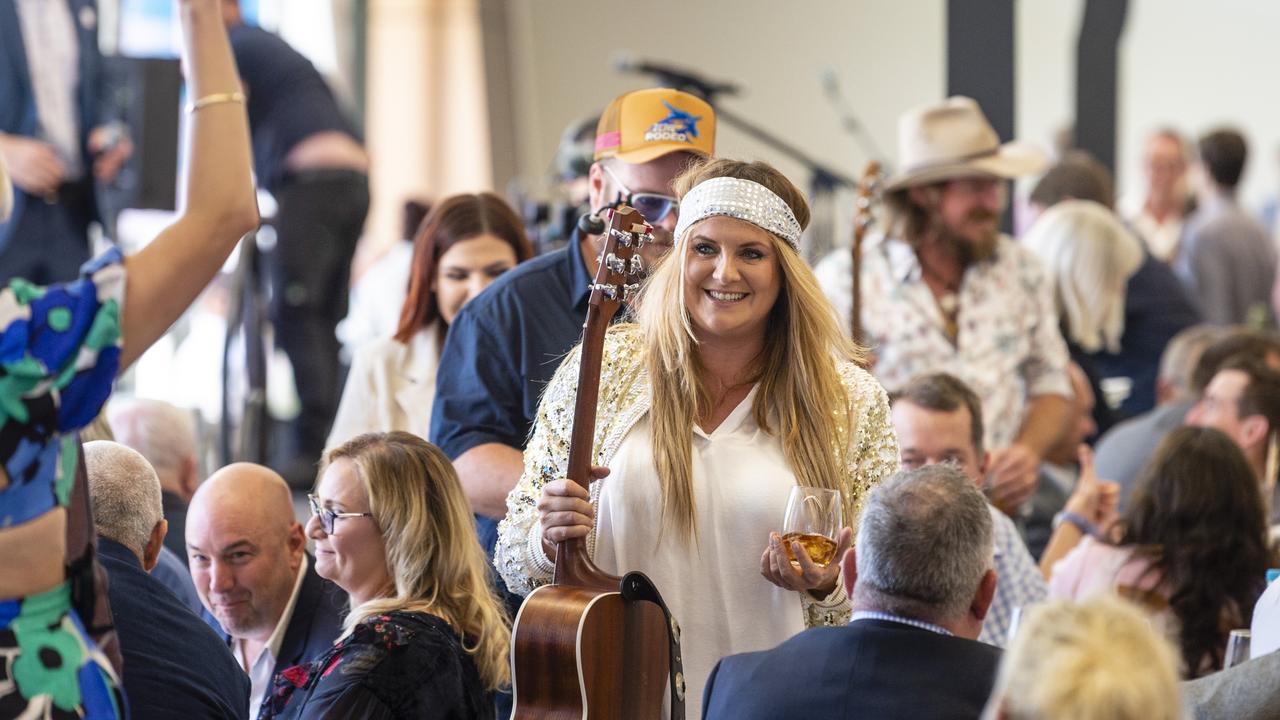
top-left (947, 0), bottom-right (1015, 142)
top-left (1075, 0), bottom-right (1129, 175)
top-left (947, 0), bottom-right (1015, 231)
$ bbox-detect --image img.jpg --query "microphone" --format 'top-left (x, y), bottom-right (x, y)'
top-left (577, 210), bottom-right (606, 236)
top-left (614, 54), bottom-right (739, 98)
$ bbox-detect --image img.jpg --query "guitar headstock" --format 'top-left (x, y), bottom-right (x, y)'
top-left (853, 161), bottom-right (883, 238)
top-left (590, 205), bottom-right (652, 315)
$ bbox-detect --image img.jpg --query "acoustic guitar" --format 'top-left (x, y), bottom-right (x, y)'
top-left (849, 161), bottom-right (882, 346)
top-left (510, 206), bottom-right (686, 720)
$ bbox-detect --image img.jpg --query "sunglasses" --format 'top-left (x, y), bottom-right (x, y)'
top-left (307, 494), bottom-right (374, 535)
top-left (602, 164), bottom-right (679, 225)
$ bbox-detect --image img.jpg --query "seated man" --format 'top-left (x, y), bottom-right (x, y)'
top-left (186, 462), bottom-right (347, 718)
top-left (702, 465), bottom-right (1000, 720)
top-left (890, 373), bottom-right (1047, 646)
top-left (107, 397), bottom-right (203, 562)
top-left (1184, 353), bottom-right (1280, 525)
top-left (84, 441), bottom-right (248, 719)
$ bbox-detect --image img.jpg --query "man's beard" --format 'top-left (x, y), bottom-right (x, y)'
top-left (935, 211), bottom-right (999, 266)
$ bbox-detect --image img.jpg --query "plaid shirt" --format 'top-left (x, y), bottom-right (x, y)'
top-left (981, 504), bottom-right (1048, 647)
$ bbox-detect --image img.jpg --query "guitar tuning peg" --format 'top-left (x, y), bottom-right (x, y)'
top-left (611, 228), bottom-right (633, 248)
top-left (605, 253), bottom-right (626, 274)
top-left (629, 256), bottom-right (644, 275)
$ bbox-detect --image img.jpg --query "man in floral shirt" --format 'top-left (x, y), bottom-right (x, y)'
top-left (816, 97), bottom-right (1071, 518)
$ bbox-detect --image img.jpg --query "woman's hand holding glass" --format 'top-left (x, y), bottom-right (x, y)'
top-left (760, 486), bottom-right (850, 597)
top-left (537, 466), bottom-right (610, 560)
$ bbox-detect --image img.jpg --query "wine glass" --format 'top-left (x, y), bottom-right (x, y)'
top-left (781, 486), bottom-right (842, 568)
top-left (1224, 629), bottom-right (1251, 669)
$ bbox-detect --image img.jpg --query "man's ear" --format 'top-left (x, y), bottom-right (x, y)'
top-left (180, 455), bottom-right (200, 501)
top-left (971, 568), bottom-right (997, 621)
top-left (1238, 415), bottom-right (1270, 452)
top-left (587, 161), bottom-right (607, 214)
top-left (287, 521), bottom-right (306, 568)
top-left (978, 450), bottom-right (991, 479)
top-left (841, 547), bottom-right (858, 600)
top-left (143, 518), bottom-right (169, 572)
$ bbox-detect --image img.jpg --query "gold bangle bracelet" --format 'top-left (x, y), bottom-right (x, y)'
top-left (185, 91), bottom-right (246, 114)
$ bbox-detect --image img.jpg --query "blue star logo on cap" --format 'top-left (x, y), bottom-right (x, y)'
top-left (659, 101), bottom-right (702, 138)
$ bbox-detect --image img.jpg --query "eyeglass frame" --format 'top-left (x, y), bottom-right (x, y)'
top-left (600, 163), bottom-right (680, 225)
top-left (307, 493), bottom-right (374, 535)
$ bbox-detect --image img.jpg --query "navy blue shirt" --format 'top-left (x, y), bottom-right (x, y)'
top-left (227, 24), bottom-right (361, 192)
top-left (97, 538), bottom-right (249, 719)
top-left (1091, 253), bottom-right (1200, 416)
top-left (430, 234), bottom-right (593, 460)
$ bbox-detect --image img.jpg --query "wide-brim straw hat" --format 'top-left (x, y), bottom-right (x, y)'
top-left (883, 96), bottom-right (1048, 192)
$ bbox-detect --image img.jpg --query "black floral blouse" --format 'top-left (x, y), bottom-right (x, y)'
top-left (259, 611), bottom-right (493, 719)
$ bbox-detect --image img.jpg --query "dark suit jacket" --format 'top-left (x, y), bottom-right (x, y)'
top-left (0, 0), bottom-right (102, 250)
top-left (211, 555), bottom-right (347, 680)
top-left (702, 619), bottom-right (1003, 720)
top-left (97, 537), bottom-right (249, 719)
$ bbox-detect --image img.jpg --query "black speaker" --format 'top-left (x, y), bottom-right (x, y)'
top-left (99, 56), bottom-right (181, 215)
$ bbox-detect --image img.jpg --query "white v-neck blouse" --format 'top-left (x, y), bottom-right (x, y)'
top-left (594, 385), bottom-right (805, 714)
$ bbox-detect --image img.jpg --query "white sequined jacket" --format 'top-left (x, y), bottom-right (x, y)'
top-left (495, 323), bottom-right (900, 627)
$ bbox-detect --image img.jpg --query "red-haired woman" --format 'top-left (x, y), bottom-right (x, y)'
top-left (328, 193), bottom-right (532, 447)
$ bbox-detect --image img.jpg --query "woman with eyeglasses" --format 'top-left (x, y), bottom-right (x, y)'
top-left (327, 193), bottom-right (533, 448)
top-left (496, 158), bottom-right (898, 711)
top-left (261, 431), bottom-right (510, 719)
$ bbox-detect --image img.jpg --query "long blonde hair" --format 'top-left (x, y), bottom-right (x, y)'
top-left (322, 432), bottom-right (511, 691)
top-left (1021, 200), bottom-right (1144, 353)
top-left (636, 158), bottom-right (865, 541)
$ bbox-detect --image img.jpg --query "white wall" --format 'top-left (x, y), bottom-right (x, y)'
top-left (503, 0), bottom-right (945, 198)
top-left (1119, 0), bottom-right (1280, 210)
top-left (499, 0), bottom-right (1280, 231)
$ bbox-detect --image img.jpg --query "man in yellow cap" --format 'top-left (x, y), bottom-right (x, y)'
top-left (429, 89), bottom-right (714, 701)
top-left (433, 88), bottom-right (713, 520)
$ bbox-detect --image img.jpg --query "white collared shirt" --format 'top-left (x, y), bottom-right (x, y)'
top-left (234, 555), bottom-right (309, 719)
top-left (14, 0), bottom-right (82, 177)
top-left (850, 610), bottom-right (953, 636)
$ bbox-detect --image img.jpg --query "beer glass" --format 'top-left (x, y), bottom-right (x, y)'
top-left (1224, 629), bottom-right (1251, 669)
top-left (781, 486), bottom-right (842, 568)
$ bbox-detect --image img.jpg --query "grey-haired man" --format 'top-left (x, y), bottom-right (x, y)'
top-left (702, 465), bottom-right (1002, 720)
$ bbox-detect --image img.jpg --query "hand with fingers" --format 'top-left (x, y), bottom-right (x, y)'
top-left (760, 526), bottom-right (853, 599)
top-left (1064, 444), bottom-right (1120, 536)
top-left (0, 134), bottom-right (65, 197)
top-left (986, 442), bottom-right (1041, 516)
top-left (537, 466), bottom-right (610, 561)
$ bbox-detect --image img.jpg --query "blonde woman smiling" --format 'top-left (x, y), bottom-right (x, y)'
top-left (496, 159), bottom-right (898, 712)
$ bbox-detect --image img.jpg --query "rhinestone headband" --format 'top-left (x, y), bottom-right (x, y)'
top-left (674, 176), bottom-right (802, 250)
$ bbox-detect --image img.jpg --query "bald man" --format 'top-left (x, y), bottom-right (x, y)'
top-left (187, 463), bottom-right (347, 717)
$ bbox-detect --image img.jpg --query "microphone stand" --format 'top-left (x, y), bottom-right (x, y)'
top-left (642, 71), bottom-right (858, 261)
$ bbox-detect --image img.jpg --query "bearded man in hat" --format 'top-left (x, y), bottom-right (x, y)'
top-left (816, 96), bottom-right (1071, 517)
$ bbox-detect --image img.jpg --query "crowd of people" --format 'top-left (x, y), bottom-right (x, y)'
top-left (2, 1), bottom-right (1280, 719)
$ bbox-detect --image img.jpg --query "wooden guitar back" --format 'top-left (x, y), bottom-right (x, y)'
top-left (511, 584), bottom-right (671, 720)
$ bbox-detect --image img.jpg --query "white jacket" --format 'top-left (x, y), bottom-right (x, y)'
top-left (327, 325), bottom-right (441, 449)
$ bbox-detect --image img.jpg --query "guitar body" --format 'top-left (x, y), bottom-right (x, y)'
top-left (510, 584), bottom-right (670, 720)
top-left (508, 206), bottom-right (684, 719)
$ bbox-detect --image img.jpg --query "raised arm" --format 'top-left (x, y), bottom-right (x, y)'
top-left (120, 0), bottom-right (258, 369)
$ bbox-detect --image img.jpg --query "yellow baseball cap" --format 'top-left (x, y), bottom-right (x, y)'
top-left (594, 88), bottom-right (716, 164)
